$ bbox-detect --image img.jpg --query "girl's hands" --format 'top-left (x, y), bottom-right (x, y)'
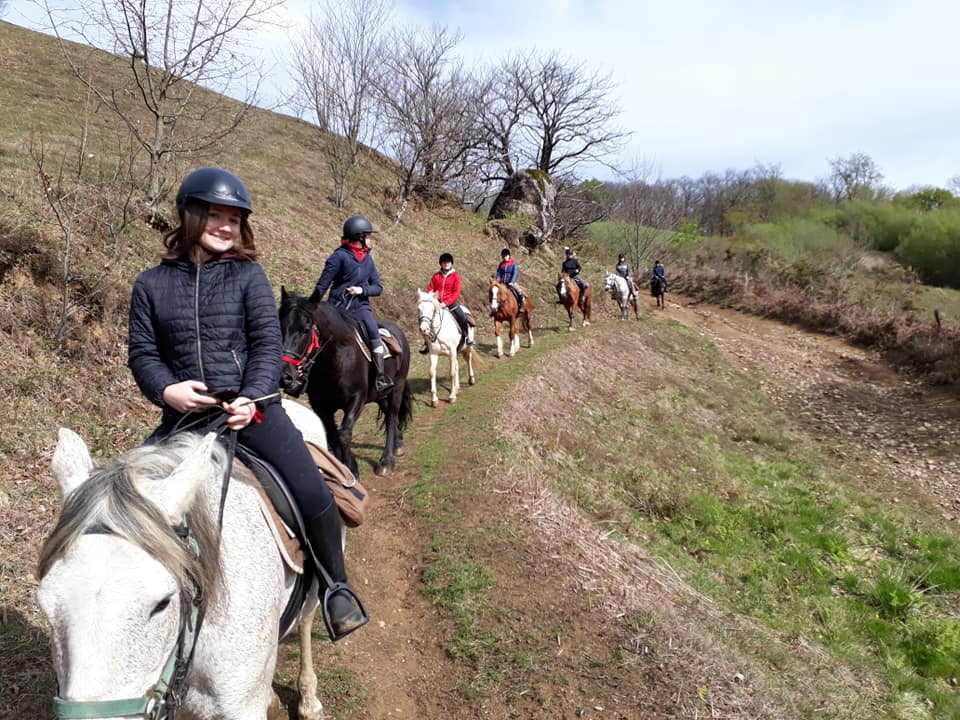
top-left (162, 380), bottom-right (218, 414)
top-left (222, 396), bottom-right (255, 430)
top-left (162, 381), bottom-right (255, 430)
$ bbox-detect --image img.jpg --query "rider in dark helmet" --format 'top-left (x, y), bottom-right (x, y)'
top-left (420, 251), bottom-right (475, 353)
top-left (129, 167), bottom-right (368, 641)
top-left (175, 166), bottom-right (253, 212)
top-left (615, 252), bottom-right (638, 298)
top-left (494, 247), bottom-right (525, 309)
top-left (558, 246), bottom-right (588, 303)
top-left (310, 215), bottom-right (394, 395)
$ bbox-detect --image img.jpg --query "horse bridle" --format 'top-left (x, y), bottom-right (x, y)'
top-left (418, 301), bottom-right (445, 343)
top-left (51, 523), bottom-right (202, 720)
top-left (281, 325), bottom-right (323, 395)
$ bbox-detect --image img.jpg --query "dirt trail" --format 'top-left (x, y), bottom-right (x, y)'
top-left (290, 295), bottom-right (960, 719)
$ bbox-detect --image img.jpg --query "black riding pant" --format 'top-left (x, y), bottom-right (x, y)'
top-left (150, 401), bottom-right (334, 518)
top-left (237, 402), bottom-right (334, 517)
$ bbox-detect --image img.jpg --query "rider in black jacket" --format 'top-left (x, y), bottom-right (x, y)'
top-left (128, 167), bottom-right (368, 641)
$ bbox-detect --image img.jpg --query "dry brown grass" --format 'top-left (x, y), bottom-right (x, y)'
top-left (677, 261), bottom-right (960, 387)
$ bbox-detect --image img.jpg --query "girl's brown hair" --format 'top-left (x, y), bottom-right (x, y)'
top-left (162, 199), bottom-right (258, 261)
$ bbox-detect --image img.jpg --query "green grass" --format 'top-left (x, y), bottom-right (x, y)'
top-left (497, 320), bottom-right (960, 718)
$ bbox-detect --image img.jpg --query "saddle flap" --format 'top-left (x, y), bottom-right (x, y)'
top-left (378, 327), bottom-right (403, 357)
top-left (232, 460), bottom-right (304, 573)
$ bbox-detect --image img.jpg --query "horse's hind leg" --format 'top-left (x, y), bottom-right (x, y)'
top-left (295, 610), bottom-right (325, 720)
top-left (448, 352), bottom-right (460, 403)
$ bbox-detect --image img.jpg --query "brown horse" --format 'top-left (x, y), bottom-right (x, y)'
top-left (557, 272), bottom-right (592, 330)
top-left (487, 279), bottom-right (534, 357)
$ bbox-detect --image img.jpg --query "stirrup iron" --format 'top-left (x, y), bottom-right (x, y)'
top-left (321, 582), bottom-right (369, 641)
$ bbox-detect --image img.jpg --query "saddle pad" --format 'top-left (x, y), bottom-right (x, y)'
top-left (233, 462), bottom-right (304, 573)
top-left (378, 328), bottom-right (403, 357)
top-left (353, 327), bottom-right (402, 359)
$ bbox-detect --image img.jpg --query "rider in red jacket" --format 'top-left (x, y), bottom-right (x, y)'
top-left (420, 252), bottom-right (475, 353)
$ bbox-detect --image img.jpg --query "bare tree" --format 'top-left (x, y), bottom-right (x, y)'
top-left (41, 0), bottom-right (282, 205)
top-left (375, 24), bottom-right (480, 222)
top-left (473, 63), bottom-right (526, 181)
top-left (28, 94), bottom-right (137, 354)
top-left (827, 152), bottom-right (884, 204)
top-left (509, 52), bottom-right (629, 178)
top-left (947, 175), bottom-right (960, 197)
top-left (291, 0), bottom-right (390, 208)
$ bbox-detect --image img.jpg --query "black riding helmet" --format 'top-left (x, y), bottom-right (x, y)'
top-left (618, 253), bottom-right (626, 261)
top-left (439, 252), bottom-right (454, 264)
top-left (342, 215), bottom-right (377, 242)
top-left (500, 248), bottom-right (511, 258)
top-left (176, 167), bottom-right (252, 213)
top-left (564, 246), bottom-right (573, 256)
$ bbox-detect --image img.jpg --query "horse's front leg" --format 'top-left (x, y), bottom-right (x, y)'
top-left (429, 352), bottom-right (440, 407)
top-left (377, 394), bottom-right (399, 475)
top-left (567, 306), bottom-right (575, 332)
top-left (448, 350), bottom-right (459, 403)
top-left (508, 318), bottom-right (519, 355)
top-left (295, 609), bottom-right (324, 720)
top-left (338, 398), bottom-right (364, 477)
top-left (494, 318), bottom-right (504, 358)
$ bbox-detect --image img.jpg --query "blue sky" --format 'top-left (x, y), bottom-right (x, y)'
top-left (8, 0), bottom-right (959, 191)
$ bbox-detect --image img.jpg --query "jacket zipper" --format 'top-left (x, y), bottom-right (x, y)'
top-left (230, 349), bottom-right (242, 375)
top-left (194, 263), bottom-right (205, 384)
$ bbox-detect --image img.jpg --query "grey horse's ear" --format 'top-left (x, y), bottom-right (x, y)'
top-left (52, 428), bottom-right (95, 498)
top-left (138, 433), bottom-right (218, 522)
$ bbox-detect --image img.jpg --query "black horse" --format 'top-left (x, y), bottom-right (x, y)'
top-left (651, 275), bottom-right (667, 309)
top-left (279, 287), bottom-right (413, 476)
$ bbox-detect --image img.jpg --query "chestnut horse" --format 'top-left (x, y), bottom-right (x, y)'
top-left (487, 279), bottom-right (534, 357)
top-left (557, 272), bottom-right (592, 330)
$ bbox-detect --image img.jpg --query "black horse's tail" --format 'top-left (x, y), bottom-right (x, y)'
top-left (397, 380), bottom-right (413, 431)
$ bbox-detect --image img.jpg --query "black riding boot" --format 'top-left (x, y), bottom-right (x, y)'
top-left (306, 503), bottom-right (369, 641)
top-left (372, 350), bottom-right (394, 394)
top-left (419, 341), bottom-right (430, 354)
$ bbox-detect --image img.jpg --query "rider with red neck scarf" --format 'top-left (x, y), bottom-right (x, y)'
top-left (310, 215), bottom-right (394, 395)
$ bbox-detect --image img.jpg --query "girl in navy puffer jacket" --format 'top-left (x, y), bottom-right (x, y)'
top-left (127, 167), bottom-right (367, 641)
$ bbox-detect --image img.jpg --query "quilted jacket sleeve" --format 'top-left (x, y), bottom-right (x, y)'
top-left (239, 264), bottom-right (282, 401)
top-left (127, 274), bottom-right (178, 407)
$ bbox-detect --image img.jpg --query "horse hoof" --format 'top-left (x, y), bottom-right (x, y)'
top-left (375, 464), bottom-right (390, 476)
top-left (431, 399), bottom-right (439, 408)
top-left (468, 377), bottom-right (476, 386)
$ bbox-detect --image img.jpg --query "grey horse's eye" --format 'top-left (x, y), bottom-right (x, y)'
top-left (150, 596), bottom-right (172, 618)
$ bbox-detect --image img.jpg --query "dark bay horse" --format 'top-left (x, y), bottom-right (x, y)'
top-left (279, 288), bottom-right (412, 476)
top-left (651, 275), bottom-right (667, 309)
top-left (487, 278), bottom-right (534, 357)
top-left (557, 272), bottom-right (592, 330)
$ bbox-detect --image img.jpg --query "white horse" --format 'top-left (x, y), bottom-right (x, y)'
top-left (604, 273), bottom-right (639, 320)
top-left (417, 289), bottom-right (476, 407)
top-left (37, 399), bottom-right (331, 720)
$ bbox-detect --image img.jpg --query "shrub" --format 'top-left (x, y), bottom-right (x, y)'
top-left (836, 202), bottom-right (918, 252)
top-left (896, 211), bottom-right (960, 288)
